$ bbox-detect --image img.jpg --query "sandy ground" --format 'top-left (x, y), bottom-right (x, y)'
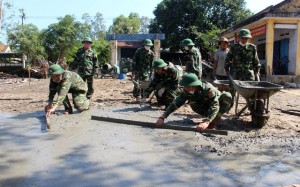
top-left (0, 78), bottom-right (300, 186)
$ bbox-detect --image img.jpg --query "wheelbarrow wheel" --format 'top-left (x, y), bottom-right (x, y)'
top-left (251, 112), bottom-right (270, 128)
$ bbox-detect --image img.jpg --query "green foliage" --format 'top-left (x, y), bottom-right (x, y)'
top-left (7, 23), bottom-right (45, 62)
top-left (110, 12), bottom-right (141, 34)
top-left (150, 0), bottom-right (253, 51)
top-left (92, 39), bottom-right (110, 66)
top-left (41, 15), bottom-right (81, 63)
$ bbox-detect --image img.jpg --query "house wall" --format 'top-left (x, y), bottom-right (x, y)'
top-left (253, 27), bottom-right (298, 75)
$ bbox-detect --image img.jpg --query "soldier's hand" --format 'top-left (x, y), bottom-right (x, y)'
top-left (45, 103), bottom-right (52, 112)
top-left (196, 121), bottom-right (210, 132)
top-left (156, 116), bottom-right (165, 128)
top-left (46, 105), bottom-right (57, 118)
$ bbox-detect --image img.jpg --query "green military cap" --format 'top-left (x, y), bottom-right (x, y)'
top-left (153, 59), bottom-right (168, 69)
top-left (182, 38), bottom-right (195, 46)
top-left (238, 29), bottom-right (252, 38)
top-left (143, 39), bottom-right (153, 46)
top-left (179, 73), bottom-right (202, 86)
top-left (82, 37), bottom-right (93, 43)
top-left (49, 64), bottom-right (65, 76)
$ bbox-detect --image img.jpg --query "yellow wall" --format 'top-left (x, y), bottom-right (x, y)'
top-left (222, 17), bottom-right (300, 76)
top-left (296, 21), bottom-right (300, 76)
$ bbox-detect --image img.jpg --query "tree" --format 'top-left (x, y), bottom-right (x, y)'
top-left (149, 0), bottom-right (252, 51)
top-left (7, 23), bottom-right (45, 62)
top-left (92, 39), bottom-right (110, 66)
top-left (109, 12), bottom-right (141, 34)
top-left (91, 12), bottom-right (106, 39)
top-left (139, 16), bottom-right (151, 34)
top-left (41, 15), bottom-right (81, 63)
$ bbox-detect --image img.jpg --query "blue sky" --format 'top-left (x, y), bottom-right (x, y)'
top-left (1, 0), bottom-right (283, 42)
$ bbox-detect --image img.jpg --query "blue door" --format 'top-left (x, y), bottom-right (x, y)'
top-left (273, 41), bottom-right (280, 75)
top-left (279, 38), bottom-right (289, 75)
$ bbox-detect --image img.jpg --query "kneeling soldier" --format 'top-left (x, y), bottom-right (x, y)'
top-left (144, 59), bottom-right (181, 108)
top-left (45, 64), bottom-right (91, 117)
top-left (156, 73), bottom-right (232, 132)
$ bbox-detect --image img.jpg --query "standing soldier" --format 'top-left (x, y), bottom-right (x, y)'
top-left (132, 39), bottom-right (154, 99)
top-left (182, 38), bottom-right (202, 79)
top-left (144, 59), bottom-right (181, 108)
top-left (214, 37), bottom-right (229, 80)
top-left (45, 64), bottom-right (90, 117)
top-left (155, 73), bottom-right (232, 131)
top-left (225, 29), bottom-right (261, 81)
top-left (225, 29), bottom-right (261, 98)
top-left (69, 37), bottom-right (99, 99)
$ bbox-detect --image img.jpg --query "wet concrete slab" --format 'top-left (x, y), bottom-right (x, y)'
top-left (0, 111), bottom-right (299, 186)
top-left (92, 105), bottom-right (228, 135)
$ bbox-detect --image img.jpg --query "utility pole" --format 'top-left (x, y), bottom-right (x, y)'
top-left (19, 8), bottom-right (25, 26)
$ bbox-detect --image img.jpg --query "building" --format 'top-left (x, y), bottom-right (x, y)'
top-left (106, 34), bottom-right (165, 66)
top-left (221, 0), bottom-right (300, 82)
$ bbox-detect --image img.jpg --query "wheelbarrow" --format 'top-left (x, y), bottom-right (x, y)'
top-left (232, 80), bottom-right (283, 127)
top-left (213, 80), bottom-right (230, 92)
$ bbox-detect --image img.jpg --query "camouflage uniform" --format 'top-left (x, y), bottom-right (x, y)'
top-left (225, 43), bottom-right (261, 101)
top-left (49, 70), bottom-right (90, 112)
top-left (185, 47), bottom-right (202, 78)
top-left (225, 43), bottom-right (260, 81)
top-left (145, 66), bottom-right (181, 107)
top-left (69, 48), bottom-right (99, 99)
top-left (132, 47), bottom-right (154, 97)
top-left (164, 82), bottom-right (232, 122)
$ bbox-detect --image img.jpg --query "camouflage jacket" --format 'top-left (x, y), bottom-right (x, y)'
top-left (185, 47), bottom-right (202, 75)
top-left (225, 43), bottom-right (261, 80)
top-left (133, 47), bottom-right (154, 77)
top-left (164, 82), bottom-right (220, 122)
top-left (145, 66), bottom-right (180, 97)
top-left (69, 48), bottom-right (99, 76)
top-left (48, 71), bottom-right (87, 107)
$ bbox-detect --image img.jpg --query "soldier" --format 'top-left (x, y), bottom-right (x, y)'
top-left (144, 59), bottom-right (181, 108)
top-left (155, 73), bottom-right (232, 132)
top-left (132, 39), bottom-right (155, 98)
top-left (69, 37), bottom-right (99, 99)
top-left (45, 64), bottom-right (91, 117)
top-left (182, 38), bottom-right (202, 79)
top-left (225, 29), bottom-right (261, 99)
top-left (225, 29), bottom-right (261, 81)
top-left (213, 37), bottom-right (229, 80)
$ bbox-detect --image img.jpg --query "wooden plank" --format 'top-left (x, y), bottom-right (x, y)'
top-left (91, 115), bottom-right (228, 136)
top-left (0, 98), bottom-right (32, 100)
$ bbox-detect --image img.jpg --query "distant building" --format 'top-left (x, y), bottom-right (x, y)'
top-left (221, 0), bottom-right (300, 82)
top-left (106, 34), bottom-right (165, 66)
top-left (0, 45), bottom-right (11, 53)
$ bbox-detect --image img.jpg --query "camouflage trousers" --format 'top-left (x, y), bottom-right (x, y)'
top-left (132, 72), bottom-right (149, 98)
top-left (81, 75), bottom-right (94, 99)
top-left (62, 92), bottom-right (90, 112)
top-left (189, 91), bottom-right (232, 119)
top-left (155, 86), bottom-right (182, 108)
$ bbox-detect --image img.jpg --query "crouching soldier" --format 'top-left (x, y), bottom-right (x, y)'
top-left (144, 59), bottom-right (181, 108)
top-left (45, 64), bottom-right (91, 117)
top-left (156, 73), bottom-right (232, 132)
